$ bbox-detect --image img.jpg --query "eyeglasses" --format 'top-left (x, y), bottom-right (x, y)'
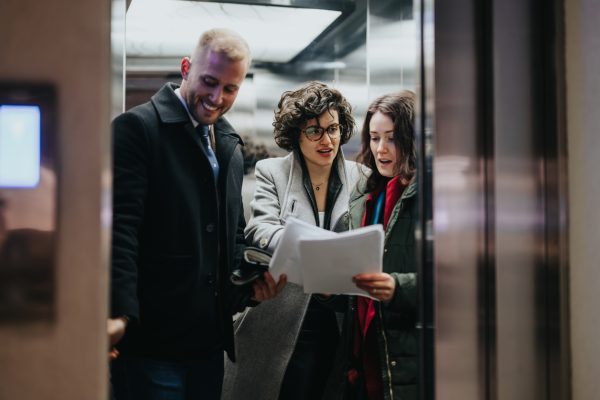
top-left (301, 123), bottom-right (341, 142)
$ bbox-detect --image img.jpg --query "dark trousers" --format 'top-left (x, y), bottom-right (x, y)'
top-left (279, 299), bottom-right (340, 400)
top-left (110, 352), bottom-right (224, 400)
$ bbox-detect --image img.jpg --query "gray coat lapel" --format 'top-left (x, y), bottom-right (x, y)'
top-left (279, 151), bottom-right (353, 229)
top-left (278, 152), bottom-right (317, 225)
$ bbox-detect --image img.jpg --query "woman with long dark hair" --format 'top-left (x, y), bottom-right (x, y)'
top-left (327, 91), bottom-right (418, 400)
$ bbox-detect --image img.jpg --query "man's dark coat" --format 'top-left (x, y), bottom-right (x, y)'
top-left (110, 83), bottom-right (250, 361)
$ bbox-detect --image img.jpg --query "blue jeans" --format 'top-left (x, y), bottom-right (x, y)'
top-left (110, 352), bottom-right (224, 400)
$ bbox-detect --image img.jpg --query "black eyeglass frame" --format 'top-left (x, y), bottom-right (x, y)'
top-left (301, 123), bottom-right (342, 142)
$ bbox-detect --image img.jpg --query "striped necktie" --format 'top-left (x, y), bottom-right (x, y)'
top-left (197, 124), bottom-right (219, 182)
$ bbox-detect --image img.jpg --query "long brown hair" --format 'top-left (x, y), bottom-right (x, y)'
top-left (356, 91), bottom-right (416, 193)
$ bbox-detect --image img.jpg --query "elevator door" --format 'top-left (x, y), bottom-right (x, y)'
top-left (425, 0), bottom-right (569, 399)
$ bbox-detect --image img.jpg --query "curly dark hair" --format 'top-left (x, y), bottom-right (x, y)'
top-left (272, 81), bottom-right (355, 151)
top-left (357, 90), bottom-right (416, 193)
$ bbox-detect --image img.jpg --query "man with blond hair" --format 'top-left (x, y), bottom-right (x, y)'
top-left (107, 28), bottom-right (286, 399)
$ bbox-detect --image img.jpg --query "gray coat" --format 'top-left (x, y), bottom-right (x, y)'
top-left (222, 151), bottom-right (363, 400)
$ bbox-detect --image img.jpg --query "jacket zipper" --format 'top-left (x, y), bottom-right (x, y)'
top-left (379, 196), bottom-right (408, 399)
top-left (380, 217), bottom-right (396, 399)
top-left (378, 305), bottom-right (394, 400)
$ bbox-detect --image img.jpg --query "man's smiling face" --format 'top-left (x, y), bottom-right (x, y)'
top-left (180, 49), bottom-right (248, 125)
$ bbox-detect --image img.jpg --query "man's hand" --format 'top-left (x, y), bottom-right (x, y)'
top-left (353, 272), bottom-right (396, 302)
top-left (251, 272), bottom-right (287, 302)
top-left (107, 317), bottom-right (128, 361)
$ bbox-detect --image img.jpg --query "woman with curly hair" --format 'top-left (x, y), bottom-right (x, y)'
top-left (222, 81), bottom-right (363, 400)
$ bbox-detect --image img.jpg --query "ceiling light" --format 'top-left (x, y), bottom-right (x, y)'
top-left (126, 0), bottom-right (342, 63)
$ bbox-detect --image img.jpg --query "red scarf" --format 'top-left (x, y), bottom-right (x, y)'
top-left (350, 176), bottom-right (405, 399)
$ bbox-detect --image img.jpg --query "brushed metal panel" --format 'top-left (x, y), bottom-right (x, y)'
top-left (433, 0), bottom-right (487, 398)
top-left (493, 1), bottom-right (548, 398)
top-left (431, 0), bottom-right (570, 398)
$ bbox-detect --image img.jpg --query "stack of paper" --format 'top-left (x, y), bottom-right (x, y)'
top-left (269, 217), bottom-right (384, 298)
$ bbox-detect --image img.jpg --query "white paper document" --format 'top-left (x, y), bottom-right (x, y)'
top-left (269, 217), bottom-right (384, 298)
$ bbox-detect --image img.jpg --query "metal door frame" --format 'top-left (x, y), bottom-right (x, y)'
top-left (415, 0), bottom-right (570, 398)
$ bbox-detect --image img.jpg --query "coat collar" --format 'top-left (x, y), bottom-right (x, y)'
top-left (151, 83), bottom-right (243, 182)
top-left (150, 83), bottom-right (243, 144)
top-left (293, 149), bottom-right (352, 230)
top-left (350, 175), bottom-right (417, 203)
top-left (349, 176), bottom-right (417, 231)
top-left (214, 118), bottom-right (244, 178)
top-left (151, 83), bottom-right (190, 124)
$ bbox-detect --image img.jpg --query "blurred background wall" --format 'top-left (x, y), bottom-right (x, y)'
top-left (0, 0), bottom-right (115, 398)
